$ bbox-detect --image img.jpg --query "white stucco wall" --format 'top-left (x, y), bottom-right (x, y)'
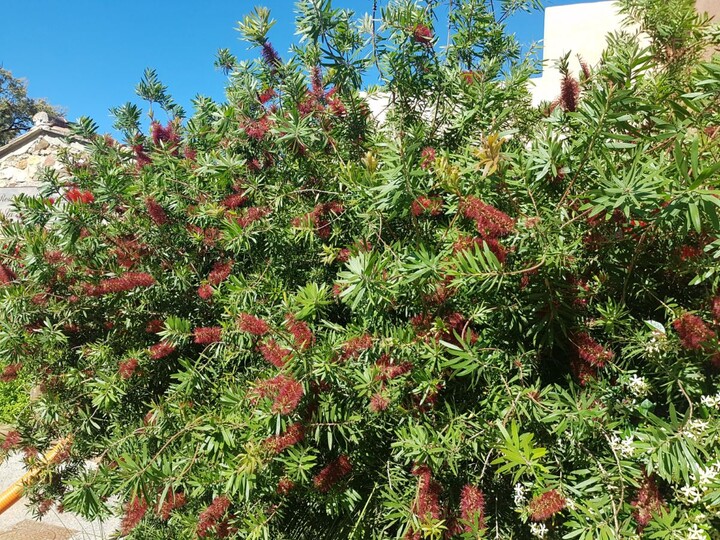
top-left (530, 1), bottom-right (627, 105)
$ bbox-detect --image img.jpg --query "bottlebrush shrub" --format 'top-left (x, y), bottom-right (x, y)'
top-left (2, 1), bottom-right (720, 538)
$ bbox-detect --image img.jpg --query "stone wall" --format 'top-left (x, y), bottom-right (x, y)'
top-left (0, 114), bottom-right (86, 214)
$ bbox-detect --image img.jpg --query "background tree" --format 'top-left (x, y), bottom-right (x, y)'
top-left (1, 1), bottom-right (720, 539)
top-left (0, 67), bottom-right (61, 145)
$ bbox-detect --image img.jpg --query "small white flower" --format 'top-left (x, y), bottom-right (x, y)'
top-left (513, 483), bottom-right (527, 506)
top-left (693, 463), bottom-right (720, 488)
top-left (626, 375), bottom-right (650, 397)
top-left (529, 522), bottom-right (548, 538)
top-left (609, 434), bottom-right (634, 457)
top-left (700, 393), bottom-right (720, 409)
top-left (684, 419), bottom-right (709, 441)
top-left (677, 485), bottom-right (702, 504)
top-left (685, 523), bottom-right (708, 540)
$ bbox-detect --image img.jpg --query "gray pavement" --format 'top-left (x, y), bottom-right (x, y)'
top-left (0, 453), bottom-right (120, 539)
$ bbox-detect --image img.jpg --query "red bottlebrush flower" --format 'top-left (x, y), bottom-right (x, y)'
top-left (221, 192), bottom-right (248, 209)
top-left (332, 283), bottom-right (345, 298)
top-left (315, 218), bottom-right (331, 239)
top-left (86, 272), bottom-right (156, 296)
top-left (420, 147), bottom-right (436, 170)
top-left (461, 196), bottom-right (515, 239)
top-left (369, 393), bottom-right (389, 412)
top-left (337, 248), bottom-right (351, 263)
top-left (146, 319), bottom-right (164, 333)
top-left (145, 197), bottom-right (168, 225)
top-left (310, 66), bottom-right (324, 97)
top-left (208, 261), bottom-right (233, 286)
top-left (277, 477), bottom-right (295, 495)
top-left (238, 313), bottom-right (270, 336)
top-left (111, 236), bottom-right (147, 269)
top-left (341, 334), bottom-right (373, 360)
top-left (578, 57), bottom-right (592, 80)
top-left (453, 235), bottom-right (508, 264)
top-left (258, 88), bottom-right (276, 104)
top-left (150, 341), bottom-right (176, 360)
top-left (285, 315), bottom-right (315, 351)
top-left (194, 326), bottom-right (223, 345)
top-left (0, 264), bottom-right (16, 285)
top-left (151, 121), bottom-right (179, 146)
top-left (236, 206), bottom-right (271, 227)
top-left (411, 464), bottom-right (442, 520)
top-left (632, 474), bottom-right (665, 531)
top-left (452, 235), bottom-right (483, 255)
top-left (299, 94), bottom-right (322, 116)
top-left (0, 363), bottom-right (22, 382)
top-left (375, 354), bottom-right (413, 381)
top-left (560, 75), bottom-right (580, 112)
top-left (673, 313), bottom-right (716, 350)
top-left (244, 116), bottom-right (272, 140)
top-left (1, 430), bottom-right (21, 451)
top-left (197, 496), bottom-right (231, 538)
top-left (679, 244), bottom-right (704, 261)
top-left (247, 158), bottom-right (262, 172)
top-left (133, 144), bottom-right (152, 168)
top-left (120, 497), bottom-right (148, 535)
top-left (571, 356), bottom-right (598, 385)
top-left (201, 227), bottom-right (220, 247)
top-left (258, 339), bottom-right (292, 368)
top-left (528, 489), bottom-right (566, 522)
top-left (323, 201), bottom-right (345, 215)
top-left (250, 374), bottom-right (304, 415)
top-left (198, 284), bottom-right (214, 300)
top-left (313, 455), bottom-right (352, 493)
top-left (45, 250), bottom-right (67, 265)
top-left (261, 39), bottom-right (282, 69)
top-left (37, 498), bottom-right (53, 517)
top-left (459, 484), bottom-right (486, 533)
top-left (157, 491), bottom-right (186, 521)
top-left (264, 422), bottom-right (305, 454)
top-left (327, 95), bottom-right (347, 117)
top-left (184, 146), bottom-right (197, 161)
top-left (411, 24), bottom-right (433, 46)
top-left (293, 204), bottom-right (334, 238)
top-left (118, 358), bottom-right (139, 380)
top-left (442, 312), bottom-right (476, 345)
top-left (410, 312), bottom-right (433, 333)
top-left (572, 332), bottom-right (614, 368)
top-left (65, 188), bottom-right (95, 204)
top-left (411, 196), bottom-right (443, 217)
top-left (712, 296), bottom-right (720, 322)
top-left (272, 376), bottom-right (304, 415)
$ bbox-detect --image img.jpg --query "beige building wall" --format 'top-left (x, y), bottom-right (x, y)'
top-left (530, 1), bottom-right (625, 105)
top-left (531, 0), bottom-right (719, 105)
top-left (696, 0), bottom-right (720, 20)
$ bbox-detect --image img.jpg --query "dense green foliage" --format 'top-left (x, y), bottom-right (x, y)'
top-left (1, 0), bottom-right (720, 538)
top-left (0, 371), bottom-right (29, 424)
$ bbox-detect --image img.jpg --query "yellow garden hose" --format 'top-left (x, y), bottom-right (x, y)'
top-left (0, 438), bottom-right (70, 516)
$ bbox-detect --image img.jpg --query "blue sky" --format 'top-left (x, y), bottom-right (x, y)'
top-left (1, 0), bottom-right (604, 135)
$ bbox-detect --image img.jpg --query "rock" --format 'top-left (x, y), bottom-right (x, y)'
top-left (34, 139), bottom-right (50, 152)
top-left (32, 111), bottom-right (50, 126)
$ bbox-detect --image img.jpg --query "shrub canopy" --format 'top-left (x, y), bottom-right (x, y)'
top-left (2, 0), bottom-right (720, 538)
